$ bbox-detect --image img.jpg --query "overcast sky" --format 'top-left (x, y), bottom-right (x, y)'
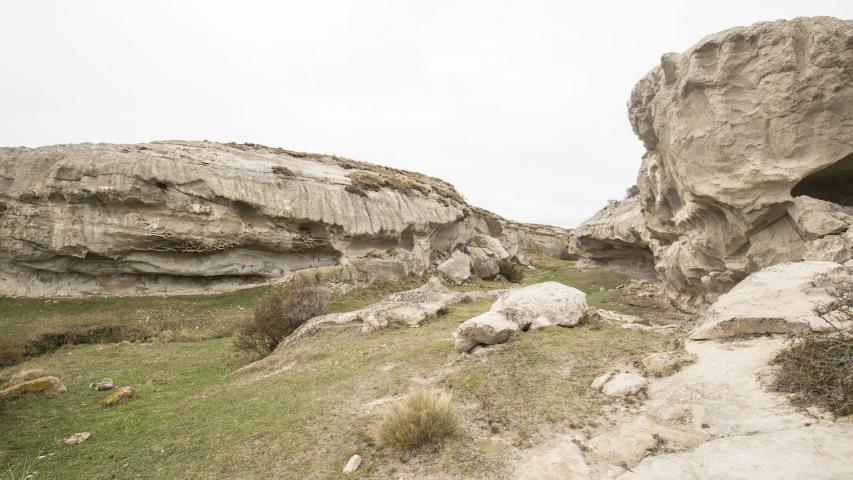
top-left (2, 2), bottom-right (851, 227)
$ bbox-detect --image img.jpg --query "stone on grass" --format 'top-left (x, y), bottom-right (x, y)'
top-left (102, 386), bottom-right (135, 406)
top-left (454, 311), bottom-right (520, 353)
top-left (342, 454), bottom-right (362, 475)
top-left (0, 376), bottom-right (66, 397)
top-left (491, 281), bottom-right (589, 328)
top-left (64, 432), bottom-right (91, 446)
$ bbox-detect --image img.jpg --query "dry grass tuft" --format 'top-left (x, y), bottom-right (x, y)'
top-left (773, 268), bottom-right (852, 416)
top-left (374, 388), bottom-right (460, 452)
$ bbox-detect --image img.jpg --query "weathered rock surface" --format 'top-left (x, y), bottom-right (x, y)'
top-left (437, 251), bottom-right (472, 285)
top-left (0, 141), bottom-right (563, 297)
top-left (465, 234), bottom-right (509, 279)
top-left (454, 311), bottom-right (520, 353)
top-left (283, 278), bottom-right (507, 346)
top-left (102, 386), bottom-right (135, 406)
top-left (628, 17), bottom-right (853, 310)
top-left (454, 281), bottom-right (588, 352)
top-left (690, 261), bottom-right (851, 340)
top-left (591, 370), bottom-right (648, 397)
top-left (569, 196), bottom-right (654, 273)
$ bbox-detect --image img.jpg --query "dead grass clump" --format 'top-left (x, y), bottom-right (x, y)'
top-left (772, 269), bottom-right (852, 416)
top-left (234, 279), bottom-right (329, 356)
top-left (271, 165), bottom-right (295, 176)
top-left (0, 341), bottom-right (24, 368)
top-left (346, 171), bottom-right (432, 197)
top-left (499, 259), bottom-right (525, 283)
top-left (373, 388), bottom-right (460, 451)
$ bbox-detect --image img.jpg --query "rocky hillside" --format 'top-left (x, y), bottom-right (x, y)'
top-left (572, 17), bottom-right (853, 311)
top-left (0, 141), bottom-right (568, 297)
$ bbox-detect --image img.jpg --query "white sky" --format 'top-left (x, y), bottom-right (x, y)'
top-left (2, 1), bottom-right (851, 227)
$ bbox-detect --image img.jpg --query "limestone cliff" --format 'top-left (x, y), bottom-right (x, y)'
top-left (0, 141), bottom-right (564, 296)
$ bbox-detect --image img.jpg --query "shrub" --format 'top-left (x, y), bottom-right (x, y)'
top-left (234, 279), bottom-right (329, 356)
top-left (0, 341), bottom-right (24, 368)
top-left (499, 259), bottom-right (525, 283)
top-left (772, 267), bottom-right (852, 416)
top-left (373, 388), bottom-right (460, 451)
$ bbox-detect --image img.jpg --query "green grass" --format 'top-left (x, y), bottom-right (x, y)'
top-left (0, 288), bottom-right (266, 346)
top-left (0, 297), bottom-right (673, 479)
top-left (0, 256), bottom-right (665, 479)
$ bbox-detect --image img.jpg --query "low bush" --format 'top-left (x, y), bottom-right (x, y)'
top-left (373, 388), bottom-right (460, 451)
top-left (234, 279), bottom-right (329, 356)
top-left (772, 268), bottom-right (852, 416)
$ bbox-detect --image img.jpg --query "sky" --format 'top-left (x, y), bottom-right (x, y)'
top-left (1, 2), bottom-right (851, 227)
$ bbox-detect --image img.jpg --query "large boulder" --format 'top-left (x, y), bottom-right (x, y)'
top-left (690, 261), bottom-right (851, 339)
top-left (0, 141), bottom-right (562, 297)
top-left (491, 281), bottom-right (589, 328)
top-left (465, 234), bottom-right (509, 279)
top-left (454, 282), bottom-right (589, 352)
top-left (628, 17), bottom-right (853, 310)
top-left (437, 251), bottom-right (472, 285)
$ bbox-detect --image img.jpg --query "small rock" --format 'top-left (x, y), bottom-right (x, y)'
top-left (63, 432), bottom-right (91, 445)
top-left (342, 454), bottom-right (362, 475)
top-left (89, 379), bottom-right (115, 391)
top-left (102, 386), bottom-right (135, 406)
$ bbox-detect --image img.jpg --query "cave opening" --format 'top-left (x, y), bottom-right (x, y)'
top-left (791, 153), bottom-right (853, 206)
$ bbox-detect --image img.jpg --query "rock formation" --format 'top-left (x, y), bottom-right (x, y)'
top-left (690, 261), bottom-right (852, 339)
top-left (0, 141), bottom-right (566, 297)
top-left (454, 281), bottom-right (589, 352)
top-left (628, 17), bottom-right (853, 310)
top-left (568, 194), bottom-right (654, 273)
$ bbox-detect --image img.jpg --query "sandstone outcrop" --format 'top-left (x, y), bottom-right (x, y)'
top-left (690, 261), bottom-right (852, 340)
top-left (0, 141), bottom-right (564, 297)
top-left (437, 251), bottom-right (472, 285)
top-left (568, 195), bottom-right (654, 273)
top-left (628, 17), bottom-right (853, 310)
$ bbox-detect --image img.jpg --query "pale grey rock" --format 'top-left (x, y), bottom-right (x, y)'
top-left (587, 414), bottom-right (708, 467)
top-left (0, 141), bottom-right (563, 297)
top-left (437, 251), bottom-right (472, 285)
top-left (514, 437), bottom-right (590, 480)
top-left (285, 278), bottom-right (467, 345)
top-left (628, 17), bottom-right (853, 310)
top-left (618, 425), bottom-right (853, 480)
top-left (689, 261), bottom-right (850, 339)
top-left (342, 454), bottom-right (362, 475)
top-left (491, 281), bottom-right (589, 328)
top-left (454, 282), bottom-right (589, 352)
top-left (600, 372), bottom-right (648, 397)
top-left (569, 196), bottom-right (654, 272)
top-left (465, 234), bottom-right (509, 279)
top-left (454, 311), bottom-right (520, 353)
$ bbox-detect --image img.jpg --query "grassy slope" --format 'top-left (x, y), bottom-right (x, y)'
top-left (0, 258), bottom-right (672, 479)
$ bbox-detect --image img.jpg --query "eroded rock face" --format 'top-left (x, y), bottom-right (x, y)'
top-left (569, 195), bottom-right (654, 273)
top-left (0, 141), bottom-right (561, 297)
top-left (628, 17), bottom-right (853, 310)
